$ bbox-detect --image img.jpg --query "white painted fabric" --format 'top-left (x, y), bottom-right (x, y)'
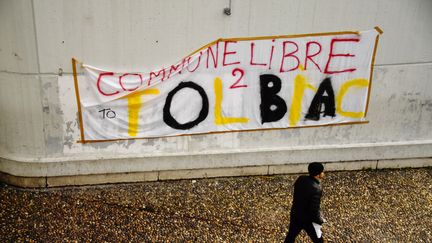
top-left (76, 29), bottom-right (379, 141)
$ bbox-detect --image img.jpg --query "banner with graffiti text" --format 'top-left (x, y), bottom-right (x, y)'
top-left (74, 28), bottom-right (382, 142)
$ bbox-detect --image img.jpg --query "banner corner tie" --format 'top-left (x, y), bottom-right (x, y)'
top-left (374, 26), bottom-right (384, 35)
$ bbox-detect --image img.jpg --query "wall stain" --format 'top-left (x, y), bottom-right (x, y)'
top-left (88, 141), bottom-right (115, 149)
top-left (122, 139), bottom-right (136, 149)
top-left (43, 82), bottom-right (52, 90)
top-left (144, 140), bottom-right (155, 146)
top-left (421, 100), bottom-right (432, 112)
top-left (12, 52), bottom-right (23, 61)
top-left (66, 121), bottom-right (74, 134)
top-left (64, 134), bottom-right (74, 149)
top-left (55, 106), bottom-right (64, 115)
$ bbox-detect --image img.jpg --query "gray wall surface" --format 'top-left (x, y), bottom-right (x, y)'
top-left (1, 0), bottom-right (431, 179)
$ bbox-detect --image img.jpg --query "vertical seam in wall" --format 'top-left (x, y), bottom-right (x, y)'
top-left (247, 0), bottom-right (252, 35)
top-left (375, 160), bottom-right (379, 170)
top-left (31, 0), bottom-right (49, 158)
top-left (30, 0), bottom-right (41, 74)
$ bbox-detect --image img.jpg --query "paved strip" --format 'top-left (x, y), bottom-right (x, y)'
top-left (1, 167), bottom-right (431, 242)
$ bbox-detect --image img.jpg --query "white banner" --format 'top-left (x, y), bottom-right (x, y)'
top-left (75, 29), bottom-right (381, 141)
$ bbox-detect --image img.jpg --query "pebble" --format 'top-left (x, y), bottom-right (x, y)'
top-left (0, 168), bottom-right (431, 242)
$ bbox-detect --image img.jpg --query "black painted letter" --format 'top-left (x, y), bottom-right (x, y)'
top-left (260, 74), bottom-right (287, 124)
top-left (163, 81), bottom-right (209, 130)
top-left (305, 77), bottom-right (335, 121)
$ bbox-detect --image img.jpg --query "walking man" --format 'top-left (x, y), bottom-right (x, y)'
top-left (284, 162), bottom-right (325, 243)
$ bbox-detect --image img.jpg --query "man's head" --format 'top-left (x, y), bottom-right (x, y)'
top-left (308, 162), bottom-right (325, 180)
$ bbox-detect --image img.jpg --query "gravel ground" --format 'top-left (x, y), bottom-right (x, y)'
top-left (1, 167), bottom-right (431, 242)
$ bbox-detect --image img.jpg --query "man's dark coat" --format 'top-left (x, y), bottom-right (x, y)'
top-left (290, 175), bottom-right (324, 224)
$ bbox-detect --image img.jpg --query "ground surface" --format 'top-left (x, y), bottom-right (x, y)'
top-left (1, 167), bottom-right (431, 242)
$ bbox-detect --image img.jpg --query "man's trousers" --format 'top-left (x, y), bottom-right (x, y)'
top-left (284, 219), bottom-right (323, 243)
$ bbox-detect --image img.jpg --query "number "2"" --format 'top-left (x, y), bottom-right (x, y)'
top-left (229, 68), bottom-right (247, 89)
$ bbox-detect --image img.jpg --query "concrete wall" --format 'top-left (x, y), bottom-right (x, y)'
top-left (1, 0), bottom-right (431, 186)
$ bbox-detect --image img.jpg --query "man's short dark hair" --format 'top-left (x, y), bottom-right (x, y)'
top-left (308, 162), bottom-right (324, 176)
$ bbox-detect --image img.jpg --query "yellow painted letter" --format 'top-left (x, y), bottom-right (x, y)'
top-left (123, 89), bottom-right (160, 137)
top-left (214, 77), bottom-right (249, 125)
top-left (336, 78), bottom-right (368, 118)
top-left (289, 74), bottom-right (317, 126)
